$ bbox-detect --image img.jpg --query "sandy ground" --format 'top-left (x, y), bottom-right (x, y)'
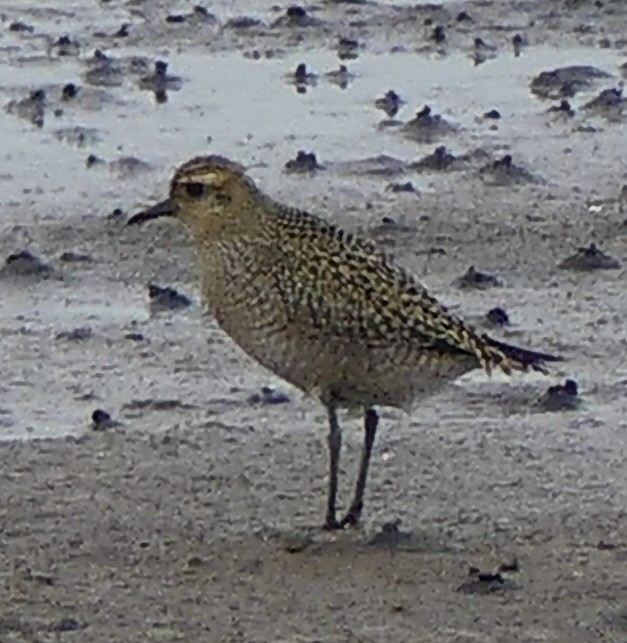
top-left (1, 0), bottom-right (627, 641)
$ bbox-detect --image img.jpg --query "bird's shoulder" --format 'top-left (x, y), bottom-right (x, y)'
top-left (271, 202), bottom-right (384, 256)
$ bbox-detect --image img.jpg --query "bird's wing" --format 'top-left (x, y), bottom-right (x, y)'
top-left (272, 225), bottom-right (477, 352)
top-left (272, 217), bottom-right (561, 375)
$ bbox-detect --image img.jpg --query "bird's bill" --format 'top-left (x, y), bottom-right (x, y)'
top-left (127, 198), bottom-right (175, 225)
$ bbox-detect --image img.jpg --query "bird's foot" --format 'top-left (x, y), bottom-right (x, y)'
top-left (323, 516), bottom-right (342, 531)
top-left (340, 512), bottom-right (359, 528)
top-left (323, 500), bottom-right (363, 530)
top-left (340, 502), bottom-right (363, 529)
top-left (323, 515), bottom-right (360, 530)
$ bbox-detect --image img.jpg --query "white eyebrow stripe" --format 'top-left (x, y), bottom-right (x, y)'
top-left (178, 172), bottom-right (218, 183)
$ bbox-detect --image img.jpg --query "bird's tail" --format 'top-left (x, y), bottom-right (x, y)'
top-left (481, 335), bottom-right (564, 375)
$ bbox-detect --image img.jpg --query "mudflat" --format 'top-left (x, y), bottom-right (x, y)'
top-left (1, 1), bottom-right (626, 641)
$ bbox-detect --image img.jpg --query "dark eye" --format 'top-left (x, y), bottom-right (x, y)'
top-left (184, 182), bottom-right (206, 198)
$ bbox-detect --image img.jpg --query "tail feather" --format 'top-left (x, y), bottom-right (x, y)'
top-left (483, 335), bottom-right (564, 375)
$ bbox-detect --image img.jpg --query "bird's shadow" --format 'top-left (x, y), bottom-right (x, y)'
top-left (262, 520), bottom-right (454, 557)
top-left (447, 380), bottom-right (573, 417)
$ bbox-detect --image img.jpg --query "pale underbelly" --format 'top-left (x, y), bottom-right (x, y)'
top-left (214, 315), bottom-right (479, 411)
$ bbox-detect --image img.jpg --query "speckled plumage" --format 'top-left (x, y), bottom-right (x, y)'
top-left (129, 154), bottom-right (563, 529)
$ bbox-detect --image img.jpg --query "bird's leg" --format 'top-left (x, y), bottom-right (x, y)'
top-left (341, 408), bottom-right (379, 528)
top-left (323, 405), bottom-right (342, 530)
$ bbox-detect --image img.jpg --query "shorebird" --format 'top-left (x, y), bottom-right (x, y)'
top-left (128, 155), bottom-right (562, 530)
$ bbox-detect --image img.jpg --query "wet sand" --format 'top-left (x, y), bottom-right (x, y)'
top-left (1, 0), bottom-right (627, 641)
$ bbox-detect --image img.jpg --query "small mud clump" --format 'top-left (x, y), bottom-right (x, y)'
top-left (324, 65), bottom-right (355, 89)
top-left (59, 251), bottom-right (93, 263)
top-left (5, 89), bottom-right (46, 127)
top-left (558, 243), bottom-right (620, 271)
top-left (165, 13), bottom-right (188, 24)
top-left (529, 65), bottom-right (612, 100)
top-left (375, 90), bottom-right (403, 118)
top-left (547, 99), bottom-right (576, 118)
top-left (123, 398), bottom-right (195, 413)
top-left (582, 85), bottom-right (626, 120)
top-left (410, 146), bottom-right (459, 172)
top-left (56, 327), bottom-right (93, 342)
top-left (113, 23), bottom-right (131, 38)
top-left (82, 51), bottom-right (153, 88)
top-left (9, 21), bottom-right (34, 33)
top-left (272, 6), bottom-right (322, 28)
top-left (91, 409), bottom-right (121, 431)
top-left (88, 155), bottom-right (151, 175)
top-left (148, 284), bottom-right (192, 313)
top-left (48, 35), bottom-right (80, 58)
top-left (109, 156), bottom-right (153, 176)
top-left (1, 250), bottom-right (52, 277)
top-left (401, 106), bottom-right (457, 144)
top-left (61, 83), bottom-right (79, 100)
top-left (165, 6), bottom-right (217, 25)
top-left (479, 154), bottom-right (541, 186)
top-left (287, 63), bottom-right (317, 90)
top-left (486, 307), bottom-right (509, 327)
top-left (82, 50), bottom-right (125, 87)
top-left (284, 151), bottom-right (323, 174)
top-left (472, 37), bottom-right (498, 66)
top-left (457, 567), bottom-right (521, 595)
top-left (224, 15), bottom-right (264, 30)
top-left (385, 181), bottom-right (418, 194)
top-left (53, 126), bottom-right (100, 148)
top-left (431, 25), bottom-right (446, 44)
top-left (334, 154), bottom-right (406, 178)
top-left (368, 520), bottom-right (413, 553)
top-left (370, 216), bottom-right (420, 239)
top-left (48, 618), bottom-right (87, 634)
top-left (86, 153), bottom-right (105, 169)
top-left (536, 379), bottom-right (580, 412)
top-left (512, 33), bottom-right (525, 57)
top-left (337, 37), bottom-right (360, 61)
top-left (138, 61), bottom-right (183, 102)
top-left (454, 266), bottom-right (501, 290)
top-left (247, 386), bottom-right (290, 406)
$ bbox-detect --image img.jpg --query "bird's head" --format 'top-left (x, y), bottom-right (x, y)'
top-left (128, 155), bottom-right (260, 236)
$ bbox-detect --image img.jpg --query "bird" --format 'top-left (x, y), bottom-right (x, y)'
top-left (128, 155), bottom-right (563, 530)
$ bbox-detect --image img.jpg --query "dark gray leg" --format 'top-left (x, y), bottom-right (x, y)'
top-left (323, 405), bottom-right (342, 530)
top-left (341, 409), bottom-right (379, 528)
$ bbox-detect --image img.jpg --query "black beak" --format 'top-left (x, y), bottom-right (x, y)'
top-left (127, 198), bottom-right (176, 225)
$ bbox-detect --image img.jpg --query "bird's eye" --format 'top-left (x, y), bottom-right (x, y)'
top-left (184, 182), bottom-right (206, 198)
